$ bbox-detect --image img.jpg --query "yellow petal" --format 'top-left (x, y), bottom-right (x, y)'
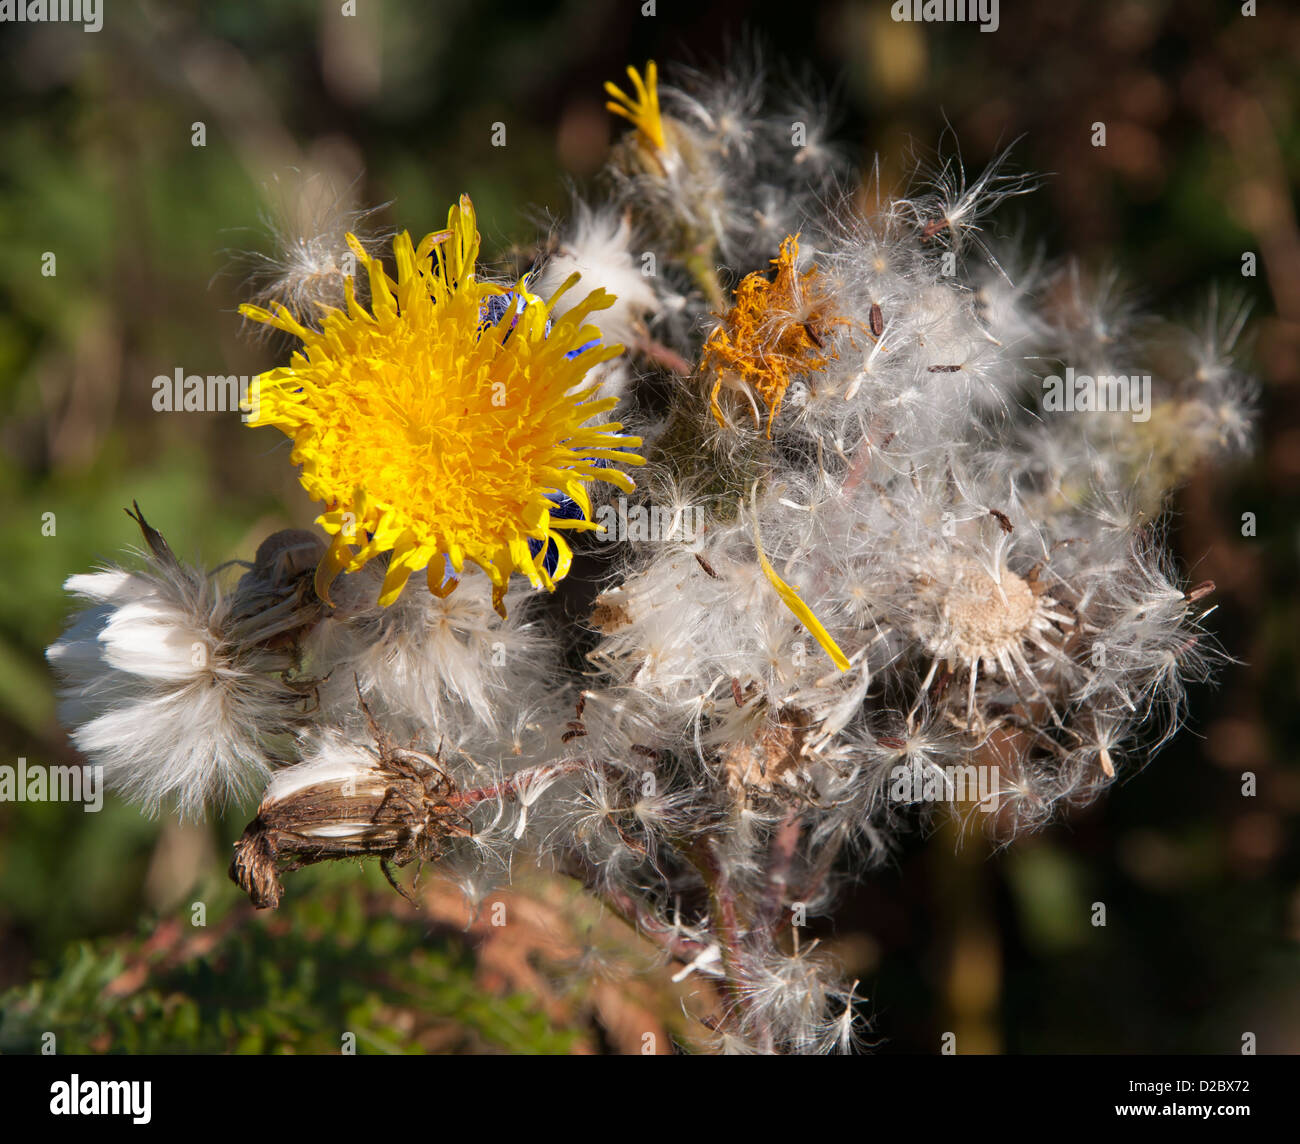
top-left (314, 533), bottom-right (354, 607)
top-left (749, 488), bottom-right (849, 673)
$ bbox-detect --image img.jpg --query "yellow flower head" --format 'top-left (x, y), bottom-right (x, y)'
top-left (240, 195), bottom-right (644, 615)
top-left (702, 233), bottom-right (845, 438)
top-left (605, 61), bottom-right (667, 154)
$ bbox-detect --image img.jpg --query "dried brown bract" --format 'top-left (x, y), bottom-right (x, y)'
top-left (721, 706), bottom-right (815, 796)
top-left (229, 717), bottom-right (473, 909)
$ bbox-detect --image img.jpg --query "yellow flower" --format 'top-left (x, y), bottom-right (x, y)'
top-left (605, 61), bottom-right (667, 154)
top-left (240, 194), bottom-right (644, 615)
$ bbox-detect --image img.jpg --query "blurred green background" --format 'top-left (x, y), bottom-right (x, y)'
top-left (1, 0), bottom-right (1296, 1052)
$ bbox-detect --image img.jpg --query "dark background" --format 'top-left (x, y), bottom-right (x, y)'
top-left (0, 0), bottom-right (1296, 1052)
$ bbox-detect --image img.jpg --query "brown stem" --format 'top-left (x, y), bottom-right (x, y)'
top-left (682, 834), bottom-right (778, 1050)
top-left (556, 850), bottom-right (709, 968)
top-left (794, 825), bottom-right (848, 914)
top-left (447, 758), bottom-right (620, 810)
top-left (634, 335), bottom-right (694, 376)
top-left (757, 811), bottom-right (803, 932)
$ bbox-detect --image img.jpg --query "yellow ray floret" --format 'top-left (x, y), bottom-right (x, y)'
top-left (749, 486), bottom-right (850, 673)
top-left (605, 61), bottom-right (667, 153)
top-left (240, 194), bottom-right (644, 615)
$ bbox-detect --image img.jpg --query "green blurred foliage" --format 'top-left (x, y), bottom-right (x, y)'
top-left (1, 878), bottom-right (577, 1054)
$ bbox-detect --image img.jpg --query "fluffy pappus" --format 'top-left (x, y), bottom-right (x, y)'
top-left (536, 202), bottom-right (662, 382)
top-left (240, 170), bottom-right (390, 334)
top-left (305, 561), bottom-right (556, 754)
top-left (47, 509), bottom-right (313, 819)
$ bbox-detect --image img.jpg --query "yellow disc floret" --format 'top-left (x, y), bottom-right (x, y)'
top-left (240, 195), bottom-right (644, 615)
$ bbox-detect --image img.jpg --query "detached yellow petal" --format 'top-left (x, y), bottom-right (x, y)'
top-left (748, 488), bottom-right (850, 673)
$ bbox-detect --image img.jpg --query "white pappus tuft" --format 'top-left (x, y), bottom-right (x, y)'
top-left (46, 509), bottom-right (310, 819)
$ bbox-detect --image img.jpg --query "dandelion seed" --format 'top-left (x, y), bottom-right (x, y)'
top-left (671, 942), bottom-right (723, 982)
